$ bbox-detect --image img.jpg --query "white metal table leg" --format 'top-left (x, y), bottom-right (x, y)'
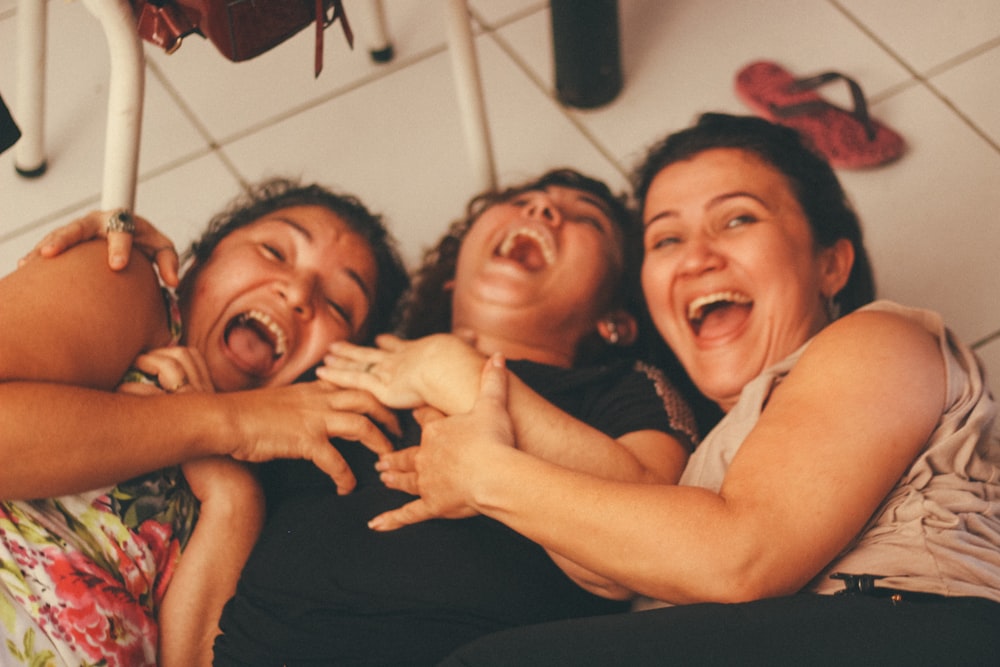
top-left (81, 0), bottom-right (145, 211)
top-left (443, 0), bottom-right (496, 191)
top-left (360, 0), bottom-right (394, 62)
top-left (15, 0), bottom-right (47, 177)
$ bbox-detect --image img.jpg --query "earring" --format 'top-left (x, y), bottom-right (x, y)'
top-left (824, 294), bottom-right (841, 322)
top-left (605, 321), bottom-right (620, 345)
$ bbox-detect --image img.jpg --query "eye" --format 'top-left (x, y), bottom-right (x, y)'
top-left (725, 214), bottom-right (757, 229)
top-left (324, 297), bottom-right (351, 325)
top-left (648, 234), bottom-right (680, 251)
top-left (263, 244), bottom-right (285, 261)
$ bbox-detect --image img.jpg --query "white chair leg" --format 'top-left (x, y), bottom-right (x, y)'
top-left (360, 0), bottom-right (394, 62)
top-left (15, 0), bottom-right (47, 177)
top-left (443, 0), bottom-right (496, 191)
top-left (81, 0), bottom-right (145, 211)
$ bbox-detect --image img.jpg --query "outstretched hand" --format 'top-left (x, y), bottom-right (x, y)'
top-left (224, 381), bottom-right (400, 496)
top-left (19, 210), bottom-right (180, 286)
top-left (368, 353), bottom-right (515, 531)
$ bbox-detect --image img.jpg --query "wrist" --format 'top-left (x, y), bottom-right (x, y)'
top-left (420, 339), bottom-right (484, 414)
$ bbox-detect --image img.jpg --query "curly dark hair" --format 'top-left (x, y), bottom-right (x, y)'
top-left (175, 177), bottom-right (409, 342)
top-left (397, 169), bottom-right (640, 364)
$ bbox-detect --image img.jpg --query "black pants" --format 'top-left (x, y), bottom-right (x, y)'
top-left (439, 593), bottom-right (1000, 666)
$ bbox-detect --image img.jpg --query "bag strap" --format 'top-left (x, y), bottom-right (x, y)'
top-left (316, 0), bottom-right (354, 77)
top-left (133, 0), bottom-right (197, 54)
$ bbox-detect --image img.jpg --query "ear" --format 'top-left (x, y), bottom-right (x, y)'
top-left (597, 310), bottom-right (638, 346)
top-left (819, 238), bottom-right (855, 299)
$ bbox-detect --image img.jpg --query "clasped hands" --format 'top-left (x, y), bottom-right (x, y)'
top-left (324, 346), bottom-right (517, 532)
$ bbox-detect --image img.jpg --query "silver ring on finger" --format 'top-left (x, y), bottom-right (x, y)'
top-left (106, 209), bottom-right (136, 234)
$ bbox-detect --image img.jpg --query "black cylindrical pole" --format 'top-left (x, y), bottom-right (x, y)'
top-left (550, 0), bottom-right (623, 109)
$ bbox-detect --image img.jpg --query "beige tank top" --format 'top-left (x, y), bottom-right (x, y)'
top-left (680, 300), bottom-right (1000, 602)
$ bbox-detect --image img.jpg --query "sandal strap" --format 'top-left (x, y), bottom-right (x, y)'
top-left (770, 71), bottom-right (876, 141)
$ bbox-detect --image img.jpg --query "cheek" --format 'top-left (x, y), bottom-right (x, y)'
top-left (640, 262), bottom-right (668, 313)
top-left (305, 317), bottom-right (353, 357)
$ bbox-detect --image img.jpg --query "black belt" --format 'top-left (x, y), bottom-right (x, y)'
top-left (831, 572), bottom-right (947, 604)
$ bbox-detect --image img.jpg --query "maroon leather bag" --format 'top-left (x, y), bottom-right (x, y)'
top-left (132, 0), bottom-right (353, 76)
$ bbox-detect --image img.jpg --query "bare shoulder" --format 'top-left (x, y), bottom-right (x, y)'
top-left (0, 241), bottom-right (169, 387)
top-left (779, 306), bottom-right (946, 441)
top-left (805, 307), bottom-right (941, 376)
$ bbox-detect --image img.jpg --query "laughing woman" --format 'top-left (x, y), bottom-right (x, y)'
top-left (0, 179), bottom-right (408, 667)
top-left (213, 169), bottom-right (699, 666)
top-left (375, 115), bottom-right (1000, 666)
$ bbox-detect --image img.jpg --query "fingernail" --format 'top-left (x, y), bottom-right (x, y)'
top-left (368, 516), bottom-right (384, 531)
top-left (110, 253), bottom-right (126, 269)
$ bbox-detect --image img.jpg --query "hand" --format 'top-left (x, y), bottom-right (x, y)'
top-left (19, 210), bottom-right (180, 287)
top-left (223, 381), bottom-right (400, 495)
top-left (319, 333), bottom-right (483, 413)
top-left (368, 353), bottom-right (515, 531)
top-left (117, 346), bottom-right (215, 396)
top-left (374, 405), bottom-right (446, 495)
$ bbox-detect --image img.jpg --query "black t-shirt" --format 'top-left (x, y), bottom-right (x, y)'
top-left (216, 358), bottom-right (696, 667)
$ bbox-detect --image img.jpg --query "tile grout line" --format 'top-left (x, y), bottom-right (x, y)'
top-left (827, 0), bottom-right (1000, 156)
top-left (972, 329), bottom-right (1000, 351)
top-left (473, 5), bottom-right (631, 184)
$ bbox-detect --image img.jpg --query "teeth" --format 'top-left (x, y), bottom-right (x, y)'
top-left (497, 227), bottom-right (556, 266)
top-left (240, 310), bottom-right (288, 358)
top-left (687, 291), bottom-right (752, 322)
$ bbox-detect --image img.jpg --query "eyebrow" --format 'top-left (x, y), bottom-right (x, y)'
top-left (273, 216), bottom-right (375, 317)
top-left (644, 191), bottom-right (767, 227)
top-left (577, 193), bottom-right (614, 218)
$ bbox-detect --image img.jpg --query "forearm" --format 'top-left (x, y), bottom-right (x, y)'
top-left (467, 446), bottom-right (763, 605)
top-left (0, 383), bottom-right (232, 498)
top-left (158, 471), bottom-right (265, 667)
top-left (506, 382), bottom-right (670, 482)
top-left (418, 357), bottom-right (667, 482)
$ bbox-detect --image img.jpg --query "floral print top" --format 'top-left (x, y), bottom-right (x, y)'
top-left (0, 289), bottom-right (196, 667)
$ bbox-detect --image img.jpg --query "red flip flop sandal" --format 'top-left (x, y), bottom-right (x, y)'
top-left (735, 61), bottom-right (905, 169)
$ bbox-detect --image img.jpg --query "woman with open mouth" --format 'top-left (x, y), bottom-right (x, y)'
top-left (388, 115), bottom-right (1000, 666)
top-left (211, 168), bottom-right (700, 666)
top-left (0, 177), bottom-right (409, 667)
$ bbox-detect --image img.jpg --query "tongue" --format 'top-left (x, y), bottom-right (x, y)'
top-left (697, 303), bottom-right (751, 340)
top-left (505, 238), bottom-right (547, 271)
top-left (227, 325), bottom-right (275, 375)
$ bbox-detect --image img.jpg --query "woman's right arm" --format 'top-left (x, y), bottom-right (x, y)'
top-left (0, 242), bottom-right (394, 498)
top-left (370, 311), bottom-right (947, 605)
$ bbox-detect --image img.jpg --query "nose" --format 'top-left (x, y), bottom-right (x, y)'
top-left (524, 193), bottom-right (561, 227)
top-left (677, 233), bottom-right (724, 277)
top-left (278, 272), bottom-right (318, 319)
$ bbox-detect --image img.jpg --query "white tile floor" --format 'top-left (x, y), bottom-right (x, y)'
top-left (1, 0), bottom-right (999, 385)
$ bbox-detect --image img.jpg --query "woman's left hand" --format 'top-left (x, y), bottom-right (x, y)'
top-left (19, 210), bottom-right (180, 286)
top-left (117, 346), bottom-right (215, 396)
top-left (319, 333), bottom-right (483, 413)
top-left (368, 353), bottom-right (515, 531)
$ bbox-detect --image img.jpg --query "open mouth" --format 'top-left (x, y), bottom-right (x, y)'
top-left (496, 227), bottom-right (555, 270)
top-left (224, 309), bottom-right (288, 376)
top-left (687, 291), bottom-right (753, 338)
